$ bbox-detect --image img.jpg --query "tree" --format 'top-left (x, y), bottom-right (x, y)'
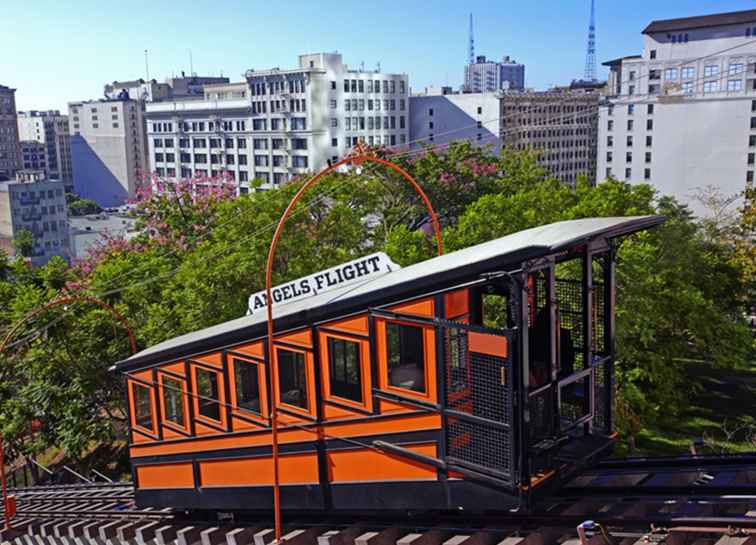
top-left (12, 228), bottom-right (34, 258)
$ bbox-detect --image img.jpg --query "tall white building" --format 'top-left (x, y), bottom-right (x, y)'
top-left (464, 55), bottom-right (525, 93)
top-left (597, 8), bottom-right (756, 214)
top-left (144, 52), bottom-right (409, 191)
top-left (17, 110), bottom-right (73, 192)
top-left (68, 98), bottom-right (148, 207)
top-left (410, 89), bottom-right (503, 153)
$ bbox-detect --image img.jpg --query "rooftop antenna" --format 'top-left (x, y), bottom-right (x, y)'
top-left (468, 13), bottom-right (475, 65)
top-left (144, 49), bottom-right (150, 81)
top-left (584, 0), bottom-right (597, 81)
top-left (189, 49), bottom-right (194, 77)
top-left (377, 61), bottom-right (381, 72)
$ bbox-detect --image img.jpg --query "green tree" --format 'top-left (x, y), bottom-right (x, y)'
top-left (12, 228), bottom-right (35, 258)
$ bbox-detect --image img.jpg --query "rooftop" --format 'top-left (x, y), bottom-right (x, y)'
top-left (642, 8), bottom-right (756, 34)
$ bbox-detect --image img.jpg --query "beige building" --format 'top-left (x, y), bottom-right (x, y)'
top-left (0, 84), bottom-right (21, 181)
top-left (0, 170), bottom-right (69, 266)
top-left (17, 110), bottom-right (73, 192)
top-left (68, 98), bottom-right (148, 207)
top-left (500, 88), bottom-right (600, 187)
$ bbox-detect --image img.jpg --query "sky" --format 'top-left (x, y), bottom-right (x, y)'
top-left (2, 0), bottom-right (755, 113)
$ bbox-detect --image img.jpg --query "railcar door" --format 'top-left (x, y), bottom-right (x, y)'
top-left (441, 320), bottom-right (517, 486)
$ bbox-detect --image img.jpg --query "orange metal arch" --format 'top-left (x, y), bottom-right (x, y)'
top-left (265, 149), bottom-right (443, 541)
top-left (0, 294), bottom-right (137, 530)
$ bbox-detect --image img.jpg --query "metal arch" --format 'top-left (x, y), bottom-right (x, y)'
top-left (265, 147), bottom-right (444, 541)
top-left (0, 294), bottom-right (137, 530)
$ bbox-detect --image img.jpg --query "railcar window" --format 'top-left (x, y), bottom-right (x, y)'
top-left (162, 376), bottom-right (185, 426)
top-left (386, 322), bottom-right (426, 393)
top-left (278, 349), bottom-right (308, 410)
top-left (133, 383), bottom-right (153, 430)
top-left (234, 358), bottom-right (261, 415)
top-left (196, 368), bottom-right (221, 421)
top-left (328, 337), bottom-right (362, 403)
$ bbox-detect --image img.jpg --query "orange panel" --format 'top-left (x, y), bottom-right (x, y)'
top-left (378, 398), bottom-right (419, 414)
top-left (276, 328), bottom-right (312, 348)
top-left (200, 453), bottom-right (319, 486)
top-left (137, 463), bottom-right (194, 489)
top-left (232, 341), bottom-right (265, 359)
top-left (193, 352), bottom-right (223, 367)
top-left (444, 289), bottom-right (469, 319)
top-left (160, 362), bottom-right (186, 375)
top-left (389, 298), bottom-right (434, 318)
top-left (468, 331), bottom-right (508, 358)
top-left (323, 315), bottom-right (369, 335)
top-left (328, 443), bottom-right (438, 482)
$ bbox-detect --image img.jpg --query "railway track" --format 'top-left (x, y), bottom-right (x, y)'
top-left (2, 455), bottom-right (755, 545)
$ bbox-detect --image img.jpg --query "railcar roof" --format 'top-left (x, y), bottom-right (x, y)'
top-left (115, 215), bottom-right (664, 372)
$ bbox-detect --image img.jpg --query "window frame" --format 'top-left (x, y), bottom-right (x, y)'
top-left (157, 371), bottom-right (190, 433)
top-left (230, 355), bottom-right (269, 423)
top-left (319, 331), bottom-right (372, 411)
top-left (129, 378), bottom-right (157, 437)
top-left (189, 361), bottom-right (227, 428)
top-left (376, 318), bottom-right (436, 403)
top-left (274, 345), bottom-right (316, 419)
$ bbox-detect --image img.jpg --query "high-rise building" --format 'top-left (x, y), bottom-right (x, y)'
top-left (144, 52), bottom-right (409, 191)
top-left (17, 110), bottom-right (73, 192)
top-left (68, 97), bottom-right (149, 207)
top-left (464, 55), bottom-right (525, 93)
top-left (410, 89), bottom-right (503, 153)
top-left (500, 88), bottom-right (600, 187)
top-left (0, 84), bottom-right (21, 181)
top-left (597, 8), bottom-right (756, 215)
top-left (0, 170), bottom-right (69, 266)
top-left (19, 141), bottom-right (47, 171)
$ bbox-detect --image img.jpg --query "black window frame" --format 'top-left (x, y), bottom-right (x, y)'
top-left (132, 382), bottom-right (154, 432)
top-left (385, 321), bottom-right (427, 394)
top-left (327, 336), bottom-right (363, 403)
top-left (277, 348), bottom-right (309, 411)
top-left (194, 366), bottom-right (222, 422)
top-left (233, 357), bottom-right (263, 416)
top-left (161, 375), bottom-right (186, 428)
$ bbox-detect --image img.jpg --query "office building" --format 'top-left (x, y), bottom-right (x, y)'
top-left (0, 170), bottom-right (69, 266)
top-left (501, 88), bottom-right (600, 186)
top-left (597, 8), bottom-right (756, 215)
top-left (144, 52), bottom-right (409, 190)
top-left (464, 55), bottom-right (525, 93)
top-left (68, 97), bottom-right (148, 207)
top-left (17, 110), bottom-right (73, 191)
top-left (19, 141), bottom-right (47, 171)
top-left (69, 211), bottom-right (137, 259)
top-left (0, 84), bottom-right (21, 181)
top-left (410, 89), bottom-right (503, 152)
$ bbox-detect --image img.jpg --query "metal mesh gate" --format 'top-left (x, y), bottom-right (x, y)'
top-left (441, 320), bottom-right (516, 483)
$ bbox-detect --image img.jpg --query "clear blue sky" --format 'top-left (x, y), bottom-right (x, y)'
top-left (2, 0), bottom-right (755, 112)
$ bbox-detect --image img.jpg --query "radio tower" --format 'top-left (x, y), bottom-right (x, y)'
top-left (584, 0), bottom-right (597, 81)
top-left (468, 13), bottom-right (475, 65)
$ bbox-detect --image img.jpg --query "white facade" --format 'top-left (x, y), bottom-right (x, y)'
top-left (410, 91), bottom-right (503, 152)
top-left (464, 55), bottom-right (525, 93)
top-left (17, 110), bottom-right (73, 192)
top-left (0, 172), bottom-right (69, 266)
top-left (598, 9), bottom-right (756, 214)
top-left (68, 99), bottom-right (149, 207)
top-left (144, 52), bottom-right (409, 191)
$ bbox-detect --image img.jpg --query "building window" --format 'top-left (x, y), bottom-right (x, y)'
top-left (646, 119), bottom-right (653, 131)
top-left (626, 152), bottom-right (632, 163)
top-left (682, 81), bottom-right (694, 94)
top-left (194, 154), bottom-right (207, 164)
top-left (193, 138), bottom-right (206, 148)
top-left (233, 358), bottom-right (262, 415)
top-left (645, 151), bottom-right (652, 163)
top-left (650, 49), bottom-right (657, 59)
top-left (728, 80), bottom-right (743, 91)
top-left (386, 322), bottom-right (426, 394)
top-left (625, 168), bottom-right (632, 179)
top-left (703, 81), bottom-right (719, 94)
top-left (703, 65), bottom-right (719, 77)
top-left (132, 383), bottom-right (153, 431)
top-left (292, 156), bottom-right (308, 168)
top-left (428, 108), bottom-right (434, 116)
top-left (647, 104), bottom-right (654, 115)
top-left (606, 152), bottom-right (613, 162)
top-left (607, 136), bottom-right (613, 147)
top-left (195, 367), bottom-right (221, 421)
top-left (327, 337), bottom-right (362, 403)
top-left (627, 135), bottom-right (633, 146)
top-left (644, 168), bottom-right (651, 180)
top-left (681, 66), bottom-right (695, 79)
top-left (646, 135), bottom-right (653, 147)
top-left (331, 137), bottom-right (338, 147)
top-left (278, 348), bottom-right (308, 410)
top-left (749, 135), bottom-right (756, 147)
top-left (627, 120), bottom-right (634, 131)
top-left (664, 68), bottom-right (678, 80)
top-left (331, 81), bottom-right (336, 90)
top-left (729, 63), bottom-right (744, 76)
top-left (748, 171), bottom-right (754, 183)
top-left (161, 376), bottom-right (185, 427)
top-left (748, 153), bottom-right (755, 165)
top-left (607, 120), bottom-right (613, 131)
top-left (628, 104), bottom-right (634, 115)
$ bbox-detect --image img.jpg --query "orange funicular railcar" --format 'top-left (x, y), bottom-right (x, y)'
top-left (116, 216), bottom-right (663, 514)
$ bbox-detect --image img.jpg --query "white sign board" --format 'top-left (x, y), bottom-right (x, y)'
top-left (247, 252), bottom-right (401, 315)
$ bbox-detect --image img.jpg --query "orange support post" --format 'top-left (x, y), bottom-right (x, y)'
top-left (265, 145), bottom-right (443, 541)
